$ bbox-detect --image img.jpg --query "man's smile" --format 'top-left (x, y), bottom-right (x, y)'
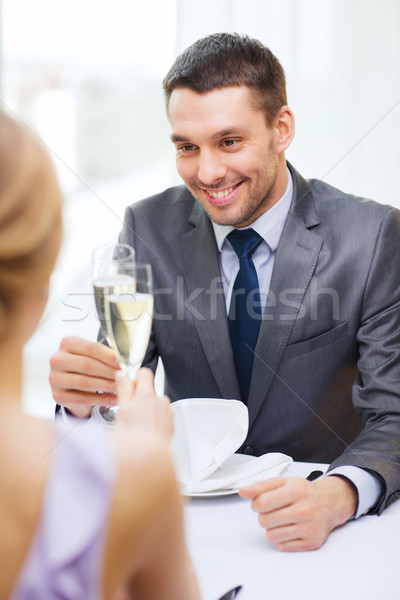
top-left (198, 182), bottom-right (244, 206)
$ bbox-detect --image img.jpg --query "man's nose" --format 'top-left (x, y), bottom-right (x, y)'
top-left (197, 150), bottom-right (227, 185)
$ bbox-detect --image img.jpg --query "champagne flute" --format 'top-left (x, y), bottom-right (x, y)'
top-left (92, 243), bottom-right (136, 341)
top-left (92, 243), bottom-right (136, 421)
top-left (105, 262), bottom-right (153, 382)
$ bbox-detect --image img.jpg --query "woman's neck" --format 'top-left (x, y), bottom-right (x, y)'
top-left (0, 342), bottom-right (23, 410)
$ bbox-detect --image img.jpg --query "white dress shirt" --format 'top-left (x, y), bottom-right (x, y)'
top-left (213, 172), bottom-right (293, 312)
top-left (212, 169), bottom-right (382, 518)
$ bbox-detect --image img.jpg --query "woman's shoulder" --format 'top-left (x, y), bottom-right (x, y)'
top-left (0, 413), bottom-right (53, 522)
top-left (0, 414), bottom-right (54, 599)
top-left (7, 417), bottom-right (116, 600)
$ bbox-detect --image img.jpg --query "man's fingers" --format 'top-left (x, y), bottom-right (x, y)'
top-left (238, 477), bottom-right (286, 499)
top-left (276, 537), bottom-right (324, 553)
top-left (51, 369), bottom-right (118, 395)
top-left (258, 500), bottom-right (317, 529)
top-left (273, 526), bottom-right (326, 552)
top-left (49, 336), bottom-right (121, 415)
top-left (60, 336), bottom-right (120, 368)
top-left (54, 389), bottom-right (117, 407)
top-left (252, 484), bottom-right (307, 516)
top-left (50, 350), bottom-right (118, 383)
top-left (241, 478), bottom-right (343, 553)
top-left (265, 523), bottom-right (302, 543)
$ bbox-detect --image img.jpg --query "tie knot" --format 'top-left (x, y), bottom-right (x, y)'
top-left (227, 228), bottom-right (263, 259)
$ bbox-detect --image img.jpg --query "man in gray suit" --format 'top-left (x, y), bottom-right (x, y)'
top-left (50, 33), bottom-right (400, 551)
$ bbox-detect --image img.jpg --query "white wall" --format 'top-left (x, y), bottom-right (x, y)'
top-left (177, 0), bottom-right (400, 206)
top-left (2, 0), bottom-right (178, 417)
top-left (2, 0), bottom-right (399, 417)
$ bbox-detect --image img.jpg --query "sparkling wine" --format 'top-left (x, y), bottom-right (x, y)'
top-left (93, 274), bottom-right (136, 340)
top-left (106, 292), bottom-right (153, 377)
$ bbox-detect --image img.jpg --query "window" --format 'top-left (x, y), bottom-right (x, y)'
top-left (1, 0), bottom-right (177, 416)
top-left (2, 0), bottom-right (399, 417)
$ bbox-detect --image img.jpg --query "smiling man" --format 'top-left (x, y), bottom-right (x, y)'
top-left (169, 85), bottom-right (289, 228)
top-left (50, 33), bottom-right (400, 551)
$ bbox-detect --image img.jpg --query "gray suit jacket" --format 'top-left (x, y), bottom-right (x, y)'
top-left (120, 163), bottom-right (400, 514)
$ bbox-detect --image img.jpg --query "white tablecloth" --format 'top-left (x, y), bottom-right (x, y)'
top-left (184, 461), bottom-right (398, 600)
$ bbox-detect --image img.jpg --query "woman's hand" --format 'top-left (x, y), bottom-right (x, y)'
top-left (116, 368), bottom-right (174, 440)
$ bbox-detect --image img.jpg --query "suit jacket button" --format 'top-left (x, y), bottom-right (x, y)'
top-left (242, 445), bottom-right (255, 455)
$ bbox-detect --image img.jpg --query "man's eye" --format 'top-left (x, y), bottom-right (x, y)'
top-left (222, 139), bottom-right (238, 148)
top-left (179, 145), bottom-right (196, 153)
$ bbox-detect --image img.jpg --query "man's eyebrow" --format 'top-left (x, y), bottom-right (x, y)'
top-left (211, 126), bottom-right (247, 139)
top-left (170, 133), bottom-right (190, 143)
top-left (171, 126), bottom-right (247, 143)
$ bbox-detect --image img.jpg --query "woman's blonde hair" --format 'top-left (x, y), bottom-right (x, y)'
top-left (0, 111), bottom-right (63, 337)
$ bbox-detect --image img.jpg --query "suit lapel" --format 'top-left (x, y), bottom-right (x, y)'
top-left (181, 202), bottom-right (242, 400)
top-left (248, 166), bottom-right (323, 428)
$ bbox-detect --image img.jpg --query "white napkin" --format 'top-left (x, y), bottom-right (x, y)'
top-left (170, 398), bottom-right (292, 494)
top-left (186, 452), bottom-right (293, 493)
top-left (170, 398), bottom-right (248, 489)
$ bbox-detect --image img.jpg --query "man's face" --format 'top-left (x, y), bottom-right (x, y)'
top-left (168, 85), bottom-right (287, 228)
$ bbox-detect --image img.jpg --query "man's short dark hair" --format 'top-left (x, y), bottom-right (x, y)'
top-left (163, 32), bottom-right (287, 125)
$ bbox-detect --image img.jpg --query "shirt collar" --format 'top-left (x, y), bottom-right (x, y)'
top-left (212, 168), bottom-right (293, 252)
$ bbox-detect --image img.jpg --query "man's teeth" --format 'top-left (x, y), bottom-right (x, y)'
top-left (208, 186), bottom-right (234, 199)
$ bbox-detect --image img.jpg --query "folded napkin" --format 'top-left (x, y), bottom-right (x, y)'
top-left (170, 398), bottom-right (292, 495)
top-left (185, 452), bottom-right (293, 494)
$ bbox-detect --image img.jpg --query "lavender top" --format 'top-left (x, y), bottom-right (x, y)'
top-left (11, 419), bottom-right (115, 600)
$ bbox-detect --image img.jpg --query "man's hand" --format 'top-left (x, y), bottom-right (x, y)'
top-left (49, 336), bottom-right (120, 417)
top-left (116, 368), bottom-right (174, 440)
top-left (239, 475), bottom-right (358, 552)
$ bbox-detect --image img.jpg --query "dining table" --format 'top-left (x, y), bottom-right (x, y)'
top-left (184, 461), bottom-right (399, 600)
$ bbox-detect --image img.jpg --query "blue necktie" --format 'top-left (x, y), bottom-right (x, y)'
top-left (228, 228), bottom-right (263, 403)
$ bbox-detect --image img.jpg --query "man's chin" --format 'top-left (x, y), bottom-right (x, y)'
top-left (187, 187), bottom-right (255, 227)
top-left (202, 205), bottom-right (251, 228)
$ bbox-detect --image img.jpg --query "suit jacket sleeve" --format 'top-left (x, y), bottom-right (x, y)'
top-left (328, 207), bottom-right (400, 514)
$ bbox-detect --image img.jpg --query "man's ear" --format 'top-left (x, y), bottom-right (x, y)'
top-left (274, 106), bottom-right (295, 154)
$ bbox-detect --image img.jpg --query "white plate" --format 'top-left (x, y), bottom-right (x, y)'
top-left (181, 453), bottom-right (256, 497)
top-left (185, 488), bottom-right (240, 498)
